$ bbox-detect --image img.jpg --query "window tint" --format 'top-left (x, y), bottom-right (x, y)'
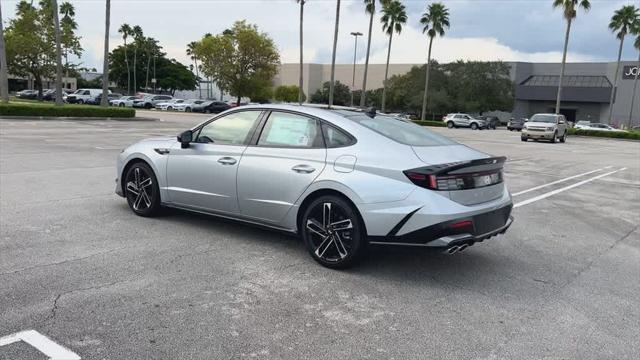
top-left (258, 112), bottom-right (321, 148)
top-left (196, 110), bottom-right (262, 145)
top-left (322, 124), bottom-right (354, 148)
top-left (346, 114), bottom-right (457, 146)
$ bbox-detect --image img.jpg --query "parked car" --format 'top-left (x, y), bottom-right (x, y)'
top-left (170, 99), bottom-right (207, 112)
top-left (66, 88), bottom-right (108, 104)
top-left (575, 122), bottom-right (626, 132)
top-left (16, 89), bottom-right (39, 99)
top-left (442, 113), bottom-right (487, 130)
top-left (155, 99), bottom-right (187, 111)
top-left (574, 120), bottom-right (591, 129)
top-left (42, 89), bottom-right (71, 101)
top-left (476, 116), bottom-right (499, 129)
top-left (521, 113), bottom-right (568, 143)
top-left (110, 96), bottom-right (138, 107)
top-left (507, 118), bottom-right (526, 131)
top-left (192, 100), bottom-right (232, 114)
top-left (132, 94), bottom-right (173, 109)
top-left (86, 93), bottom-right (122, 105)
top-left (115, 105), bottom-right (513, 269)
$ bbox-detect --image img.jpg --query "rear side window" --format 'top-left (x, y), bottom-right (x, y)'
top-left (346, 114), bottom-right (457, 146)
top-left (258, 112), bottom-right (322, 148)
top-left (322, 124), bottom-right (355, 148)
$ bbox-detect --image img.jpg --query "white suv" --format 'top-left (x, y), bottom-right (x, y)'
top-left (521, 113), bottom-right (568, 143)
top-left (66, 89), bottom-right (108, 104)
top-left (443, 113), bottom-right (487, 130)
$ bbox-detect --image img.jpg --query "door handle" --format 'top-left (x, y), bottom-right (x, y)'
top-left (217, 157), bottom-right (237, 165)
top-left (292, 164), bottom-right (315, 174)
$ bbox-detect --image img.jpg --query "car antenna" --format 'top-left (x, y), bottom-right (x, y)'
top-left (365, 106), bottom-right (376, 118)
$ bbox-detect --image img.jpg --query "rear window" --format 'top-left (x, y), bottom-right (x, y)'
top-left (344, 114), bottom-right (457, 146)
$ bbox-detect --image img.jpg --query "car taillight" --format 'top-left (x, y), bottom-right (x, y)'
top-left (404, 157), bottom-right (506, 191)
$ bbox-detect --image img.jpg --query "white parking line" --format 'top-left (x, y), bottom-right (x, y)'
top-left (514, 168), bottom-right (626, 208)
top-left (512, 166), bottom-right (613, 196)
top-left (0, 330), bottom-right (80, 359)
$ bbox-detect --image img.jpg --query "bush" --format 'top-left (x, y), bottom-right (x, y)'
top-left (413, 120), bottom-right (446, 127)
top-left (0, 102), bottom-right (135, 118)
top-left (567, 128), bottom-right (640, 140)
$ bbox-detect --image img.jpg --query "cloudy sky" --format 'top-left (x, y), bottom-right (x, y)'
top-left (3, 0), bottom-right (639, 70)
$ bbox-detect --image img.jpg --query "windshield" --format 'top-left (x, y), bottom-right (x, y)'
top-left (530, 114), bottom-right (557, 123)
top-left (341, 113), bottom-right (457, 146)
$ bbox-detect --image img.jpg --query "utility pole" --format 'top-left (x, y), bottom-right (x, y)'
top-left (52, 0), bottom-right (63, 106)
top-left (0, 2), bottom-right (9, 103)
top-left (152, 54), bottom-right (156, 93)
top-left (349, 31), bottom-right (362, 107)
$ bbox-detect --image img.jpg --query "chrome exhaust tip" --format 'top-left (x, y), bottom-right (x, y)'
top-left (457, 244), bottom-right (469, 252)
top-left (446, 246), bottom-right (460, 255)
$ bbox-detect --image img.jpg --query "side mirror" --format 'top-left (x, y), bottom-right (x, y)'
top-left (178, 130), bottom-right (193, 148)
top-left (558, 120), bottom-right (565, 124)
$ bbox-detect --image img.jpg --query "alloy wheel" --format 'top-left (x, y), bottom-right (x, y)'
top-left (126, 167), bottom-right (154, 211)
top-left (305, 202), bottom-right (355, 263)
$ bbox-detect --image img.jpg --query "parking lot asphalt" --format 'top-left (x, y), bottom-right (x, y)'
top-left (1, 110), bottom-right (639, 359)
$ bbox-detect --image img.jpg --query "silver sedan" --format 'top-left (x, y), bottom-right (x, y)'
top-left (116, 105), bottom-right (513, 268)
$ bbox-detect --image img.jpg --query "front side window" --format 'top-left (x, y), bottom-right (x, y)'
top-left (258, 112), bottom-right (322, 148)
top-left (196, 110), bottom-right (262, 145)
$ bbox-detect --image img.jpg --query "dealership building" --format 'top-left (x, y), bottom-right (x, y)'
top-left (274, 61), bottom-right (640, 126)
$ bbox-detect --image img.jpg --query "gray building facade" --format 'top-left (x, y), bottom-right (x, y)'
top-left (275, 61), bottom-right (640, 126)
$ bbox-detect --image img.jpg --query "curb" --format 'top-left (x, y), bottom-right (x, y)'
top-left (567, 135), bottom-right (639, 142)
top-left (0, 116), bottom-right (158, 122)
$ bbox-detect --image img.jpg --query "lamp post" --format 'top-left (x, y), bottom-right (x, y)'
top-left (350, 31), bottom-right (363, 107)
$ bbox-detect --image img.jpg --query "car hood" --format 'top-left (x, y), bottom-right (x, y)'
top-left (139, 136), bottom-right (175, 143)
top-left (526, 122), bottom-right (555, 127)
top-left (411, 144), bottom-right (489, 165)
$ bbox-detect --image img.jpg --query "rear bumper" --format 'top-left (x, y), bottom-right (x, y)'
top-left (369, 204), bottom-right (513, 249)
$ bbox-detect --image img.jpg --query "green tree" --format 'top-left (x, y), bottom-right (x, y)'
top-left (380, 0), bottom-right (407, 112)
top-left (4, 1), bottom-right (56, 98)
top-left (143, 37), bottom-right (160, 90)
top-left (629, 22), bottom-right (640, 126)
top-left (311, 81), bottom-right (350, 105)
top-left (0, 1), bottom-right (8, 102)
top-left (131, 25), bottom-right (143, 92)
top-left (275, 85), bottom-right (305, 102)
top-left (553, 0), bottom-right (591, 114)
top-left (419, 2), bottom-right (449, 120)
top-left (193, 21), bottom-right (280, 105)
top-left (186, 41), bottom-right (201, 98)
top-left (360, 0), bottom-right (376, 107)
top-left (118, 23), bottom-right (132, 94)
top-left (607, 5), bottom-right (639, 123)
top-left (59, 2), bottom-right (82, 89)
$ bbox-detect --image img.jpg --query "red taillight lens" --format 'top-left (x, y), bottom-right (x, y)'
top-left (449, 220), bottom-right (473, 229)
top-left (404, 159), bottom-right (505, 191)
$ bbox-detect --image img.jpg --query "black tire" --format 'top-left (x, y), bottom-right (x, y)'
top-left (77, 99), bottom-right (84, 104)
top-left (301, 195), bottom-right (366, 269)
top-left (521, 136), bottom-right (527, 142)
top-left (145, 103), bottom-right (152, 109)
top-left (186, 107), bottom-right (192, 112)
top-left (447, 121), bottom-right (454, 129)
top-left (124, 162), bottom-right (162, 217)
top-left (119, 103), bottom-right (124, 107)
top-left (551, 131), bottom-right (557, 143)
top-left (560, 132), bottom-right (566, 143)
top-left (471, 123), bottom-right (478, 130)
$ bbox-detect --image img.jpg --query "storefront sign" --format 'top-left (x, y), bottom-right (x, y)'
top-left (623, 65), bottom-right (639, 79)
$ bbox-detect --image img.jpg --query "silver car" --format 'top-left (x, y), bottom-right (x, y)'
top-left (116, 105), bottom-right (513, 268)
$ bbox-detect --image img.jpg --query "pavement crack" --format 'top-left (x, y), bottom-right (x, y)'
top-left (0, 247), bottom-right (126, 277)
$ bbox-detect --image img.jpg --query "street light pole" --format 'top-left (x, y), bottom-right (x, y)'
top-left (350, 31), bottom-right (362, 107)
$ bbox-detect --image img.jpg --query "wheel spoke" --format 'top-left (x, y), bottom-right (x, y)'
top-left (330, 219), bottom-right (352, 231)
top-left (126, 181), bottom-right (139, 196)
top-left (322, 203), bottom-right (331, 228)
top-left (332, 233), bottom-right (348, 259)
top-left (306, 219), bottom-right (328, 238)
top-left (139, 177), bottom-right (152, 189)
top-left (134, 167), bottom-right (141, 187)
top-left (141, 189), bottom-right (152, 207)
top-left (133, 193), bottom-right (144, 210)
top-left (314, 236), bottom-right (334, 258)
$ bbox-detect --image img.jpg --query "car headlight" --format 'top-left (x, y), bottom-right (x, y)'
top-left (547, 126), bottom-right (555, 131)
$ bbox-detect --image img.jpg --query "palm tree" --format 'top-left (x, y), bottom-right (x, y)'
top-left (131, 25), bottom-right (143, 93)
top-left (629, 24), bottom-right (640, 127)
top-left (0, 1), bottom-right (8, 103)
top-left (553, 0), bottom-right (591, 115)
top-left (144, 37), bottom-right (158, 90)
top-left (360, 0), bottom-right (376, 107)
top-left (607, 5), bottom-right (639, 123)
top-left (328, 0), bottom-right (341, 107)
top-left (419, 2), bottom-right (449, 121)
top-left (380, 0), bottom-right (407, 113)
top-left (52, 0), bottom-right (63, 106)
top-left (186, 42), bottom-right (201, 99)
top-left (118, 23), bottom-right (132, 95)
top-left (297, 0), bottom-right (305, 104)
top-left (60, 2), bottom-right (76, 89)
top-left (101, 0), bottom-right (111, 107)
